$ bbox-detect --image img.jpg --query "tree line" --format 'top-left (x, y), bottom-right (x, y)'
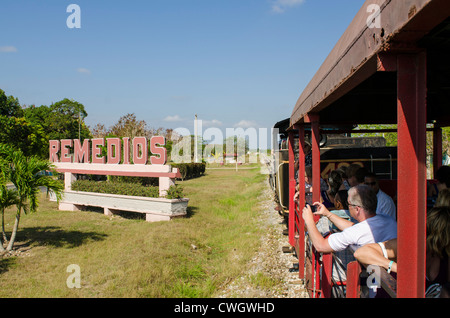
top-left (0, 88), bottom-right (179, 253)
top-left (0, 89), bottom-right (176, 160)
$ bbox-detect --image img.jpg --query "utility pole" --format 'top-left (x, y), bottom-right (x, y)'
top-left (78, 110), bottom-right (81, 140)
top-left (194, 114), bottom-right (198, 163)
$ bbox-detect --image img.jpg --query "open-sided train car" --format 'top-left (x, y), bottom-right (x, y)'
top-left (278, 0), bottom-right (450, 298)
top-left (271, 118), bottom-right (397, 220)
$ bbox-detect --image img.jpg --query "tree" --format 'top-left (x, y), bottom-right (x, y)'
top-left (0, 159), bottom-right (18, 253)
top-left (108, 113), bottom-right (150, 140)
top-left (91, 114), bottom-right (181, 163)
top-left (0, 189), bottom-right (18, 251)
top-left (23, 99), bottom-right (92, 158)
top-left (0, 143), bottom-right (64, 252)
top-left (353, 124), bottom-right (398, 146)
top-left (0, 115), bottom-right (47, 158)
top-left (47, 98), bottom-right (90, 141)
top-left (0, 89), bottom-right (23, 118)
top-left (354, 124), bottom-right (450, 177)
top-left (24, 99), bottom-right (91, 142)
top-left (23, 104), bottom-right (51, 126)
top-left (224, 135), bottom-right (250, 155)
top-left (0, 89), bottom-right (47, 157)
top-left (90, 123), bottom-right (108, 138)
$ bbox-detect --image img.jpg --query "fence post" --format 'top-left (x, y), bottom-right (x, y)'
top-left (346, 261), bottom-right (362, 298)
top-left (321, 253), bottom-right (333, 298)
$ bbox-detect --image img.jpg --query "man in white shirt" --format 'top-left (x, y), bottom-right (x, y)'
top-left (302, 185), bottom-right (397, 254)
top-left (364, 172), bottom-right (396, 220)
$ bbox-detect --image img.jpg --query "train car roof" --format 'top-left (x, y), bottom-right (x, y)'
top-left (275, 117), bottom-right (355, 136)
top-left (290, 0), bottom-right (450, 128)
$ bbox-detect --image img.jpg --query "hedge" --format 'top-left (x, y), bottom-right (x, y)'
top-left (171, 162), bottom-right (206, 181)
top-left (71, 180), bottom-right (160, 198)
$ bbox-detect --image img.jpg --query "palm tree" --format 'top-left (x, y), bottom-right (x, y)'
top-left (0, 159), bottom-right (18, 252)
top-left (0, 188), bottom-right (18, 250)
top-left (0, 144), bottom-right (64, 251)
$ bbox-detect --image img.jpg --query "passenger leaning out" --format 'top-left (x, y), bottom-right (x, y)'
top-left (302, 184), bottom-right (397, 254)
top-left (355, 206), bottom-right (450, 298)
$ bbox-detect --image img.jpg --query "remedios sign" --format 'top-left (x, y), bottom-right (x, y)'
top-left (49, 137), bottom-right (167, 165)
top-left (47, 137), bottom-right (186, 222)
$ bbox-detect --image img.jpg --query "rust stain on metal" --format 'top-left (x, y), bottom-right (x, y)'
top-left (409, 5), bottom-right (417, 18)
top-left (380, 32), bottom-right (396, 52)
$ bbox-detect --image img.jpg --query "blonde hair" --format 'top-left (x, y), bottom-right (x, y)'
top-left (426, 206), bottom-right (450, 258)
top-left (435, 188), bottom-right (450, 207)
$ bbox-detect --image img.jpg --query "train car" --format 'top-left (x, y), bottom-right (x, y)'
top-left (278, 0), bottom-right (450, 298)
top-left (270, 117), bottom-right (397, 219)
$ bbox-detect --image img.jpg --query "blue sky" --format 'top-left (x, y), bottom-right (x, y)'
top-left (0, 0), bottom-right (365, 139)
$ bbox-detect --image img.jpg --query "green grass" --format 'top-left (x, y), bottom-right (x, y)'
top-left (0, 165), bottom-right (268, 298)
top-left (249, 272), bottom-right (282, 290)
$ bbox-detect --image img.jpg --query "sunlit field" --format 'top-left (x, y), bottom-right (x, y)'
top-left (0, 165), bottom-right (267, 298)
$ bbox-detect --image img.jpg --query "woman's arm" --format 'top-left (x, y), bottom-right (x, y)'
top-left (354, 239), bottom-right (398, 273)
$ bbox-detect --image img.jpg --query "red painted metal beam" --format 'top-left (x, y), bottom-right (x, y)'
top-left (321, 252), bottom-right (333, 298)
top-left (305, 114), bottom-right (321, 297)
top-left (296, 125), bottom-right (306, 280)
top-left (305, 114), bottom-right (321, 206)
top-left (288, 130), bottom-right (296, 248)
top-left (346, 261), bottom-right (362, 298)
top-left (313, 250), bottom-right (321, 298)
top-left (397, 52), bottom-right (427, 298)
top-left (377, 53), bottom-right (398, 72)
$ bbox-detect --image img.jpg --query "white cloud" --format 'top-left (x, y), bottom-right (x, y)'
top-left (203, 119), bottom-right (223, 127)
top-left (77, 68), bottom-right (91, 74)
top-left (0, 46), bottom-right (18, 53)
top-left (164, 115), bottom-right (184, 122)
top-left (271, 0), bottom-right (305, 13)
top-left (234, 120), bottom-right (258, 129)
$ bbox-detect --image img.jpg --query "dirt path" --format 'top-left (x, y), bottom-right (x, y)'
top-left (215, 178), bottom-right (309, 298)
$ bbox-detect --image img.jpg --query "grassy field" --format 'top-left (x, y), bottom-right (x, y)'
top-left (0, 164), bottom-right (269, 298)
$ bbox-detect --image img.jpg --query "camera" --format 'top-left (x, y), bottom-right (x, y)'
top-left (306, 204), bottom-right (316, 212)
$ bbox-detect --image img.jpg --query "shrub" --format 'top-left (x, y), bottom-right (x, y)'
top-left (72, 180), bottom-right (159, 198)
top-left (108, 176), bottom-right (158, 186)
top-left (172, 163), bottom-right (206, 181)
top-left (166, 185), bottom-right (184, 199)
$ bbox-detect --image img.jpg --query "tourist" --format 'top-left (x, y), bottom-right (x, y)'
top-left (364, 172), bottom-right (396, 220)
top-left (302, 184), bottom-right (397, 254)
top-left (435, 188), bottom-right (450, 207)
top-left (355, 206), bottom-right (450, 298)
top-left (346, 164), bottom-right (368, 187)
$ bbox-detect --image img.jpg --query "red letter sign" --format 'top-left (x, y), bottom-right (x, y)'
top-left (107, 138), bottom-right (121, 164)
top-left (60, 139), bottom-right (73, 163)
top-left (150, 136), bottom-right (167, 165)
top-left (74, 139), bottom-right (90, 163)
top-left (49, 140), bottom-right (60, 162)
top-left (133, 137), bottom-right (148, 165)
top-left (91, 138), bottom-right (105, 164)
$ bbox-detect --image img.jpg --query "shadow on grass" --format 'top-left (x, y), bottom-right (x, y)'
top-left (0, 227), bottom-right (106, 274)
top-left (0, 257), bottom-right (17, 274)
top-left (186, 206), bottom-right (198, 218)
top-left (15, 226), bottom-right (108, 249)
